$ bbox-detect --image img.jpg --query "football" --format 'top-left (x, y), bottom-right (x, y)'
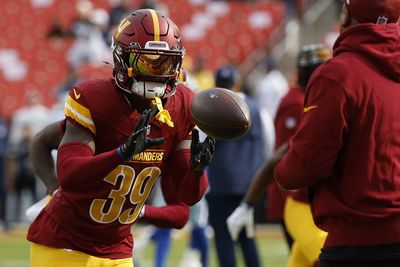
top-left (190, 87), bottom-right (252, 140)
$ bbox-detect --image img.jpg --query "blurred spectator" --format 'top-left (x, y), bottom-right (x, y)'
top-left (47, 19), bottom-right (65, 39)
top-left (8, 90), bottom-right (50, 201)
top-left (139, 0), bottom-right (169, 16)
top-left (7, 126), bottom-right (37, 222)
top-left (0, 114), bottom-right (9, 231)
top-left (324, 23), bottom-right (340, 50)
top-left (55, 67), bottom-right (81, 96)
top-left (254, 56), bottom-right (289, 119)
top-left (48, 67), bottom-right (81, 123)
top-left (107, 0), bottom-right (132, 45)
top-left (206, 64), bottom-right (274, 267)
top-left (192, 57), bottom-right (215, 91)
top-left (66, 0), bottom-right (111, 68)
top-left (8, 90), bottom-right (50, 147)
top-left (284, 0), bottom-right (296, 18)
top-left (109, 0), bottom-right (131, 28)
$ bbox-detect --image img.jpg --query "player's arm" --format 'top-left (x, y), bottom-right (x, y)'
top-left (244, 143), bottom-right (289, 206)
top-left (58, 109), bottom-right (163, 189)
top-left (226, 143), bottom-right (288, 240)
top-left (162, 129), bottom-right (214, 206)
top-left (29, 121), bottom-right (63, 195)
top-left (141, 203), bottom-right (189, 229)
top-left (241, 97), bottom-right (303, 204)
top-left (57, 120), bottom-right (117, 189)
top-left (274, 78), bottom-right (346, 190)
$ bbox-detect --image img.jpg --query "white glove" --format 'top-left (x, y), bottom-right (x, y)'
top-left (139, 204), bottom-right (146, 218)
top-left (226, 202), bottom-right (254, 241)
top-left (25, 189), bottom-right (58, 223)
top-left (25, 195), bottom-right (52, 223)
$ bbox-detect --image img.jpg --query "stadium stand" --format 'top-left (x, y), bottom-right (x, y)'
top-left (0, 0), bottom-right (285, 118)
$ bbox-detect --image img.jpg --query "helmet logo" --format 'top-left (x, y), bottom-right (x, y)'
top-left (115, 18), bottom-right (131, 39)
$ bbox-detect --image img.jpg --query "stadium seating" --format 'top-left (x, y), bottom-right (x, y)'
top-left (0, 0), bottom-right (285, 117)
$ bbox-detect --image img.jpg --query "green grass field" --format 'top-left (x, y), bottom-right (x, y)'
top-left (0, 224), bottom-right (288, 267)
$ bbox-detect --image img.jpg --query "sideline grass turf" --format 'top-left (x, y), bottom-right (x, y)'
top-left (0, 224), bottom-right (288, 267)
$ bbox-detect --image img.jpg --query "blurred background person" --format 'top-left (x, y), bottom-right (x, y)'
top-left (192, 57), bottom-right (215, 91)
top-left (206, 64), bottom-right (275, 267)
top-left (227, 43), bottom-right (331, 267)
top-left (0, 112), bottom-right (9, 231)
top-left (280, 44), bottom-right (330, 267)
top-left (7, 125), bottom-right (37, 223)
top-left (179, 68), bottom-right (210, 267)
top-left (66, 0), bottom-right (111, 68)
top-left (254, 56), bottom-right (289, 119)
top-left (6, 90), bottom-right (50, 214)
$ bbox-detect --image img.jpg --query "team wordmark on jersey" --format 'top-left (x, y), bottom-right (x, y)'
top-left (130, 149), bottom-right (164, 163)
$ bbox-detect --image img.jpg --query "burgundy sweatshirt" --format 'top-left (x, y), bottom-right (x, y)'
top-left (275, 23), bottom-right (400, 247)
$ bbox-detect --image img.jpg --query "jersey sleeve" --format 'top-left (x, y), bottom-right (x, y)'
top-left (161, 148), bottom-right (208, 206)
top-left (64, 85), bottom-right (96, 135)
top-left (141, 204), bottom-right (189, 229)
top-left (274, 97), bottom-right (304, 148)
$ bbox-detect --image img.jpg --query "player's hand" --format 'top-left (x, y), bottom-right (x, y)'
top-left (119, 109), bottom-right (164, 160)
top-left (25, 189), bottom-right (58, 223)
top-left (226, 202), bottom-right (254, 241)
top-left (190, 129), bottom-right (215, 172)
top-left (139, 205), bottom-right (146, 218)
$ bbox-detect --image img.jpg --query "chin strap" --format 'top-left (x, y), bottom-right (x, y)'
top-left (153, 97), bottom-right (174, 127)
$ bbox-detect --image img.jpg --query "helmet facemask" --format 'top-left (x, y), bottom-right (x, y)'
top-left (112, 40), bottom-right (184, 99)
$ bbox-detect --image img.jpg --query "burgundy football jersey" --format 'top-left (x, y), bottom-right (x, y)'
top-left (27, 79), bottom-right (195, 258)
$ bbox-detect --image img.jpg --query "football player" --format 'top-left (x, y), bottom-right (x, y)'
top-left (227, 44), bottom-right (330, 267)
top-left (27, 9), bottom-right (215, 267)
top-left (26, 121), bottom-right (190, 229)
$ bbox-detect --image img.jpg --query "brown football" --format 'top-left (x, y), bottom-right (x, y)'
top-left (190, 87), bottom-right (252, 140)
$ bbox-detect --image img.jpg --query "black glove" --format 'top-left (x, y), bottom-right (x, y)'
top-left (118, 109), bottom-right (164, 160)
top-left (190, 129), bottom-right (216, 172)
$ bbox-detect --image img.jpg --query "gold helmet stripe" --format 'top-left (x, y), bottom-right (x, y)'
top-left (149, 9), bottom-right (160, 41)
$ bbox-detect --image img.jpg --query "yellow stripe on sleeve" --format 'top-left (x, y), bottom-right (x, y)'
top-left (149, 9), bottom-right (160, 41)
top-left (64, 95), bottom-right (96, 135)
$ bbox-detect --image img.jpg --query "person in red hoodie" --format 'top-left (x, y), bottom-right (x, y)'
top-left (274, 0), bottom-right (400, 266)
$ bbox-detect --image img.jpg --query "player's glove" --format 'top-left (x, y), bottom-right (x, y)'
top-left (226, 202), bottom-right (254, 241)
top-left (139, 205), bottom-right (146, 218)
top-left (190, 129), bottom-right (215, 172)
top-left (25, 189), bottom-right (59, 223)
top-left (118, 109), bottom-right (164, 160)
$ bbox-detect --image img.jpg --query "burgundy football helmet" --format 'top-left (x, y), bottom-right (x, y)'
top-left (297, 43), bottom-right (330, 88)
top-left (112, 9), bottom-right (185, 99)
